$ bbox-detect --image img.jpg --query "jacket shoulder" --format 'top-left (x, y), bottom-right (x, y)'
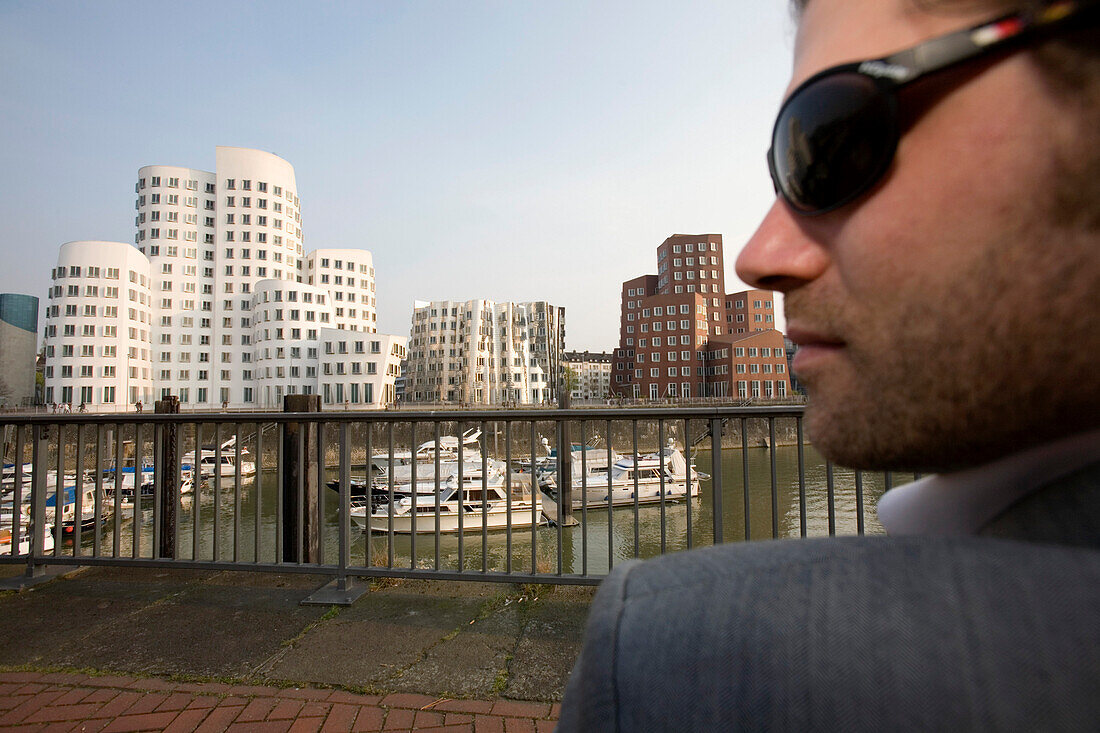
top-left (558, 536), bottom-right (1100, 731)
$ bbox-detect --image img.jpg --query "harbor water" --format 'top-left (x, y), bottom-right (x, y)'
top-left (57, 444), bottom-right (911, 577)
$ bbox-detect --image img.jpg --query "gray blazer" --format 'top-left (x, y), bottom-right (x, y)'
top-left (556, 462), bottom-right (1100, 731)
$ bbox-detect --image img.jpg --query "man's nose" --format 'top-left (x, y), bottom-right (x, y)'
top-left (735, 199), bottom-right (830, 293)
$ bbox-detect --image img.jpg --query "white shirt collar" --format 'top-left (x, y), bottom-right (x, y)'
top-left (876, 429), bottom-right (1100, 536)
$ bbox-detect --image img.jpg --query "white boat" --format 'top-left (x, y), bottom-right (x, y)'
top-left (119, 471), bottom-right (194, 509)
top-left (2, 467), bottom-right (78, 495)
top-left (541, 440), bottom-right (703, 510)
top-left (0, 521), bottom-right (54, 555)
top-left (352, 459), bottom-right (545, 534)
top-left (369, 428), bottom-right (483, 483)
top-left (29, 482), bottom-right (112, 535)
top-left (514, 437), bottom-right (619, 489)
top-left (0, 462), bottom-right (34, 491)
top-left (186, 437), bottom-right (257, 480)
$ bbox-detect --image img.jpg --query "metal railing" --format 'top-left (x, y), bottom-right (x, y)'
top-left (0, 406), bottom-right (915, 590)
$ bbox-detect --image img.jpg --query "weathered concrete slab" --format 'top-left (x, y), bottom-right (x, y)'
top-left (61, 582), bottom-right (329, 677)
top-left (265, 583), bottom-right (504, 689)
top-left (385, 594), bottom-right (524, 698)
top-left (504, 585), bottom-right (597, 702)
top-left (0, 566), bottom-right (597, 703)
top-left (0, 566), bottom-right (215, 666)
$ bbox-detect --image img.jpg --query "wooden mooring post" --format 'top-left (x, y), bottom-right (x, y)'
top-left (282, 394), bottom-right (321, 564)
top-left (155, 396), bottom-right (180, 559)
top-left (555, 389), bottom-right (578, 526)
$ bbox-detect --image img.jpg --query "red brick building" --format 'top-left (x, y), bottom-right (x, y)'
top-left (612, 234), bottom-right (791, 400)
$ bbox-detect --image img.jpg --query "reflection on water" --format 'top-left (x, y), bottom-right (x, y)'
top-left (58, 444), bottom-right (912, 577)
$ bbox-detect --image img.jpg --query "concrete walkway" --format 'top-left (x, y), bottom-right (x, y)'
top-left (0, 565), bottom-right (597, 731)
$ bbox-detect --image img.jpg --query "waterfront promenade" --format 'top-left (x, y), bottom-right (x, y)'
top-left (0, 564), bottom-right (594, 731)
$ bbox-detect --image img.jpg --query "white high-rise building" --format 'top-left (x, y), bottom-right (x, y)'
top-left (44, 241), bottom-right (154, 408)
top-left (42, 147), bottom-right (405, 411)
top-left (405, 299), bottom-right (565, 405)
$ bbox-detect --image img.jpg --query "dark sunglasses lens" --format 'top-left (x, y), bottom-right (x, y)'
top-left (771, 73), bottom-right (897, 213)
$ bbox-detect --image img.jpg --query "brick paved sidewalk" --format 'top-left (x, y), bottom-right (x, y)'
top-left (0, 671), bottom-right (559, 732)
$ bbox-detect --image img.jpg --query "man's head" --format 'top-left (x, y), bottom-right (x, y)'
top-left (735, 0), bottom-right (1100, 472)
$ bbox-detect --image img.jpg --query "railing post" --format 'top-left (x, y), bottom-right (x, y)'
top-left (302, 417), bottom-right (366, 606)
top-left (282, 394), bottom-right (321, 564)
top-left (0, 423), bottom-right (66, 589)
top-left (156, 396), bottom-right (179, 559)
top-left (31, 424), bottom-right (49, 566)
top-left (710, 417), bottom-right (723, 545)
top-left (555, 390), bottom-right (576, 526)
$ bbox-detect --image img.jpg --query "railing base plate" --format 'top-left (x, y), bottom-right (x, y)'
top-left (0, 564), bottom-right (70, 591)
top-left (301, 577), bottom-right (367, 606)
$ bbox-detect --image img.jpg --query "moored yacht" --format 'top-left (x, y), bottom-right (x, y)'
top-left (541, 440), bottom-right (704, 510)
top-left (352, 459), bottom-right (544, 534)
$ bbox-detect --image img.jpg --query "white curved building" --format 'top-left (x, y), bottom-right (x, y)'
top-left (250, 279), bottom-right (331, 408)
top-left (43, 147), bottom-right (404, 411)
top-left (405, 299), bottom-right (565, 405)
top-left (43, 241), bottom-right (153, 409)
top-left (306, 249), bottom-right (377, 332)
top-left (249, 279), bottom-right (405, 409)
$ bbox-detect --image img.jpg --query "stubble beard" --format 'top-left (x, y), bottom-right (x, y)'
top-left (791, 223), bottom-right (1100, 474)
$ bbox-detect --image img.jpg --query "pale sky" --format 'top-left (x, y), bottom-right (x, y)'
top-left (0, 0), bottom-right (795, 351)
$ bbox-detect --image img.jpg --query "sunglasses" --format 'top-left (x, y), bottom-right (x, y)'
top-left (768, 0), bottom-right (1098, 215)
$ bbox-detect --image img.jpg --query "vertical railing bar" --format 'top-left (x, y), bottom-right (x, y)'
top-left (276, 422), bottom-right (285, 564)
top-left (296, 423), bottom-right (305, 566)
top-left (580, 420), bottom-right (588, 577)
top-left (554, 418), bottom-right (563, 577)
top-left (234, 422), bottom-right (242, 563)
top-left (711, 417), bottom-right (723, 546)
top-left (55, 422), bottom-right (64, 558)
top-left (740, 417), bottom-right (750, 543)
top-left (364, 421), bottom-right (373, 571)
top-left (254, 422), bottom-right (263, 564)
top-left (797, 417), bottom-right (807, 538)
top-left (456, 419), bottom-right (464, 572)
top-left (433, 421), bottom-right (441, 572)
top-left (826, 461), bottom-right (836, 536)
top-left (481, 420), bottom-right (488, 574)
top-left (530, 419), bottom-right (539, 576)
top-left (504, 421), bottom-right (512, 574)
top-left (684, 419), bottom-right (693, 549)
top-left (13, 427), bottom-right (26, 558)
top-left (31, 424), bottom-right (47, 569)
top-left (175, 416), bottom-right (183, 560)
top-left (316, 417), bottom-right (326, 567)
top-left (606, 419), bottom-right (613, 570)
top-left (339, 422), bottom-right (350, 584)
top-left (855, 470), bottom-right (865, 536)
top-left (94, 424), bottom-right (104, 558)
top-left (191, 423), bottom-right (200, 562)
top-left (152, 422), bottom-right (161, 559)
top-left (74, 424), bottom-right (85, 558)
top-left (409, 421), bottom-right (417, 570)
top-left (387, 422), bottom-right (395, 569)
top-left (133, 422), bottom-right (143, 559)
top-left (112, 423), bottom-right (123, 558)
top-left (213, 423), bottom-right (222, 562)
top-left (658, 420), bottom-right (666, 556)
top-left (631, 419), bottom-right (639, 558)
top-left (769, 417), bottom-right (778, 540)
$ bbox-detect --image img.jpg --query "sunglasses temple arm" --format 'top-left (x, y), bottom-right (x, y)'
top-left (886, 1), bottom-right (1099, 84)
top-left (889, 31), bottom-right (990, 80)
